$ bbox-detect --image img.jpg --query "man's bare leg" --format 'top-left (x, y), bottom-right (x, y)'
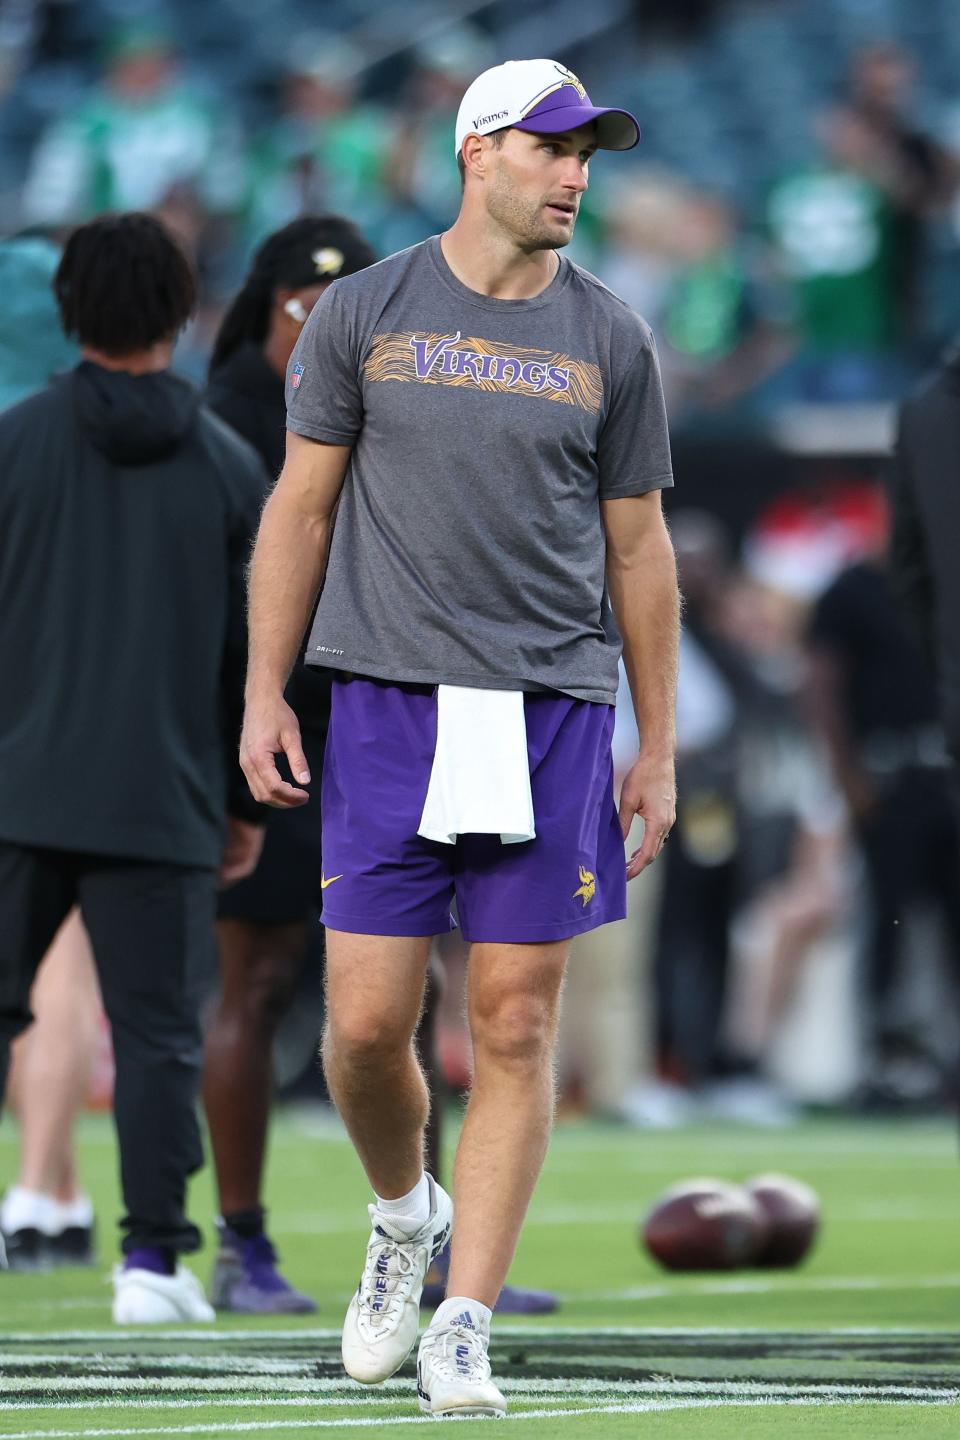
top-left (321, 929), bottom-right (432, 1198)
top-left (204, 918), bottom-right (306, 1216)
top-left (6, 911), bottom-right (101, 1197)
top-left (445, 940), bottom-right (569, 1309)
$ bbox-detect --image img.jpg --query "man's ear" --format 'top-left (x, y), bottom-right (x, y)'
top-left (461, 132), bottom-right (491, 183)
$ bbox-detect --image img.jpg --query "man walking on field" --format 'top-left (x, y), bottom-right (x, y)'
top-left (241, 58), bottom-right (679, 1418)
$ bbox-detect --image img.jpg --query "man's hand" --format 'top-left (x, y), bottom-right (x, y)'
top-left (240, 694), bottom-right (312, 808)
top-left (219, 817), bottom-right (265, 887)
top-left (618, 752), bottom-right (676, 879)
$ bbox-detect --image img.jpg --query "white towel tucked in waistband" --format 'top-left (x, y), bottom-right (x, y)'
top-left (417, 686), bottom-right (535, 845)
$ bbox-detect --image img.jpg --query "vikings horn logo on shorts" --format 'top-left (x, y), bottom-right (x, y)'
top-left (364, 331), bottom-right (603, 413)
top-left (572, 865), bottom-right (596, 906)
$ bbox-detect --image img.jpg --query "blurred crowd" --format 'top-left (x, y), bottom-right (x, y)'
top-left (2, 4), bottom-right (960, 416)
top-left (586, 485), bottom-right (960, 1129)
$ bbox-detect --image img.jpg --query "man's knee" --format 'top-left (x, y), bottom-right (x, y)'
top-left (324, 1002), bottom-right (416, 1070)
top-left (471, 989), bottom-right (559, 1070)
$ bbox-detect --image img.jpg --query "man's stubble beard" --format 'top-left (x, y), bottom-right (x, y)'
top-left (485, 169), bottom-right (574, 253)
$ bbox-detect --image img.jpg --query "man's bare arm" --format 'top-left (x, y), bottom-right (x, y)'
top-left (241, 431), bottom-right (351, 807)
top-left (602, 490), bottom-right (680, 877)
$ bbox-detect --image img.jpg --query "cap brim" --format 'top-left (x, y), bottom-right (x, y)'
top-left (513, 104), bottom-right (640, 150)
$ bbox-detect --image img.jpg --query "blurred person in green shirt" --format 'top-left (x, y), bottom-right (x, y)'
top-left (243, 37), bottom-right (388, 248)
top-left (765, 108), bottom-right (918, 402)
top-left (22, 27), bottom-right (244, 229)
top-left (660, 191), bottom-right (789, 417)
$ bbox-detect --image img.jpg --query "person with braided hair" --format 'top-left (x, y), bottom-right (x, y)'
top-left (203, 216), bottom-right (377, 1314)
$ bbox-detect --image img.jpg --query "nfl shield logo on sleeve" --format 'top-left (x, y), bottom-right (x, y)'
top-left (291, 361), bottom-right (305, 389)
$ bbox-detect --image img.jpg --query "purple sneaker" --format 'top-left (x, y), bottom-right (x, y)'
top-left (420, 1243), bottom-right (559, 1315)
top-left (209, 1224), bottom-right (317, 1315)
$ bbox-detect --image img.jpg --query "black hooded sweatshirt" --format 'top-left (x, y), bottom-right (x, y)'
top-left (889, 346), bottom-right (960, 758)
top-left (0, 361), bottom-right (267, 869)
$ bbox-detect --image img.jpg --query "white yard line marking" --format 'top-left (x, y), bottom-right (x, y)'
top-left (0, 1301), bottom-right (106, 1314)
top-left (3, 1379), bottom-right (957, 1407)
top-left (578, 1273), bottom-right (960, 1302)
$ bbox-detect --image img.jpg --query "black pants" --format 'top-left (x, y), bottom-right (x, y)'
top-left (0, 843), bottom-right (217, 1255)
top-left (858, 767), bottom-right (960, 1031)
top-left (654, 834), bottom-right (736, 1085)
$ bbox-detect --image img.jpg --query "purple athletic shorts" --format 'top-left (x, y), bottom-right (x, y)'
top-left (319, 675), bottom-right (627, 944)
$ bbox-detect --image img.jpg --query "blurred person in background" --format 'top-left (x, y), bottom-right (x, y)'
top-left (624, 511), bottom-right (799, 1127)
top-left (718, 547), bottom-right (848, 1107)
top-left (597, 173), bottom-right (688, 326)
top-left (657, 191), bottom-right (790, 422)
top-left (0, 213), bottom-right (265, 1319)
top-left (243, 37), bottom-right (387, 248)
top-left (3, 914), bottom-right (100, 1269)
top-left (846, 42), bottom-right (956, 326)
top-left (807, 483), bottom-right (960, 1106)
top-left (630, 501), bottom-right (853, 1126)
top-left (22, 26), bottom-right (244, 236)
top-left (884, 339), bottom-right (960, 1105)
top-left (381, 27), bottom-right (495, 253)
top-left (766, 107), bottom-right (915, 404)
top-left (623, 511), bottom-right (741, 1127)
top-left (762, 42), bottom-right (954, 409)
top-left (204, 215), bottom-right (377, 1315)
top-left (0, 233), bottom-right (103, 1271)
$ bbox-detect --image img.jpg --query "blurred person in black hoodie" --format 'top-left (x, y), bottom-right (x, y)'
top-left (202, 216), bottom-right (557, 1316)
top-left (886, 343), bottom-right (960, 1102)
top-left (809, 486), bottom-right (960, 1105)
top-left (0, 213), bottom-right (266, 1315)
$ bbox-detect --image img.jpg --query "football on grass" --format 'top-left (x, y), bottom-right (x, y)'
top-left (745, 1173), bottom-right (821, 1267)
top-left (642, 1178), bottom-right (768, 1271)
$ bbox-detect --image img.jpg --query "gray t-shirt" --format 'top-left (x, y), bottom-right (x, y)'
top-left (286, 235), bottom-right (673, 705)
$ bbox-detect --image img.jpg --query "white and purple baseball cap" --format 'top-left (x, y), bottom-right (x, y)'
top-left (454, 58), bottom-right (640, 158)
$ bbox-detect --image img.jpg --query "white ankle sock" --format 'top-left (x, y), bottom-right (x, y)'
top-left (51, 1194), bottom-right (94, 1231)
top-left (374, 1172), bottom-right (431, 1228)
top-left (0, 1185), bottom-right (58, 1236)
top-left (432, 1294), bottom-right (493, 1337)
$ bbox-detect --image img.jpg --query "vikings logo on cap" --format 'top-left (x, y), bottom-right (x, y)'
top-left (519, 63), bottom-right (587, 119)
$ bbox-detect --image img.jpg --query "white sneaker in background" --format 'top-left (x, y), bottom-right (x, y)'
top-left (618, 1079), bottom-right (699, 1129)
top-left (112, 1264), bottom-right (216, 1323)
top-left (701, 1076), bottom-right (798, 1128)
top-left (417, 1301), bottom-right (507, 1419)
top-left (341, 1173), bottom-right (452, 1384)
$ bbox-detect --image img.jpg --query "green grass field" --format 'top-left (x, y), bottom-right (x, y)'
top-left (1, 1111), bottom-right (958, 1437)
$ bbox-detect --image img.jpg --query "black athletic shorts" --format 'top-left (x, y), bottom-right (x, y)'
top-left (217, 726), bottom-right (326, 926)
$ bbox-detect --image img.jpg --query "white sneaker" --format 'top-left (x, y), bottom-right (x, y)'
top-left (341, 1174), bottom-right (452, 1384)
top-left (112, 1263), bottom-right (216, 1323)
top-left (417, 1306), bottom-right (507, 1419)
